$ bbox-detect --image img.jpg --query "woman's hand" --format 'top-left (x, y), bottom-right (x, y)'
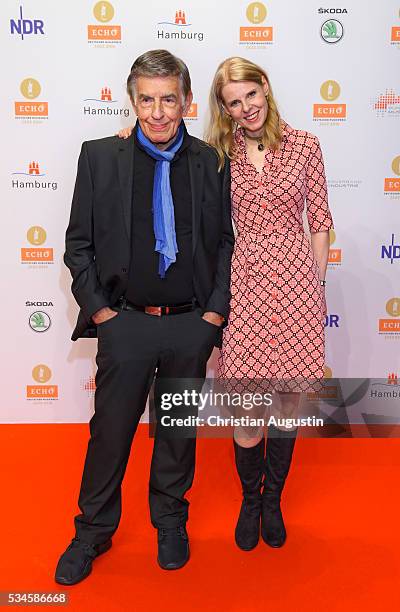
top-left (116, 126), bottom-right (134, 139)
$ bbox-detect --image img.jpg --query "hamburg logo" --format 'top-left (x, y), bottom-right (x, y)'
top-left (21, 226), bottom-right (54, 265)
top-left (14, 161), bottom-right (44, 176)
top-left (29, 311), bottom-right (51, 333)
top-left (10, 5), bottom-right (45, 39)
top-left (159, 9), bottom-right (192, 26)
top-left (381, 234), bottom-right (400, 264)
top-left (11, 162), bottom-right (58, 190)
top-left (27, 364), bottom-right (58, 400)
top-left (156, 10), bottom-right (204, 41)
top-left (378, 298), bottom-right (400, 336)
top-left (88, 1), bottom-right (121, 46)
top-left (313, 80), bottom-right (346, 122)
top-left (384, 156), bottom-right (400, 197)
top-left (370, 373), bottom-right (400, 399)
top-left (240, 2), bottom-right (273, 46)
top-left (373, 89), bottom-right (400, 117)
top-left (320, 19), bottom-right (344, 43)
top-left (328, 229), bottom-right (342, 267)
top-left (83, 87), bottom-right (130, 117)
top-left (15, 78), bottom-right (48, 121)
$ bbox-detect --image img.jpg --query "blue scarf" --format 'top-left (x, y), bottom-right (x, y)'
top-left (136, 123), bottom-right (185, 278)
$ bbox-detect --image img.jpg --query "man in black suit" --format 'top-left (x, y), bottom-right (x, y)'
top-left (55, 49), bottom-right (234, 585)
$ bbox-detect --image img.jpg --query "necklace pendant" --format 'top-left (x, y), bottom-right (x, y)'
top-left (257, 142), bottom-right (265, 151)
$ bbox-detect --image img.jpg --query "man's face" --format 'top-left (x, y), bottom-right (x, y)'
top-left (131, 75), bottom-right (192, 148)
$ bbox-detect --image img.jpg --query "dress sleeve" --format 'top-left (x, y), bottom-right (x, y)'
top-left (305, 135), bottom-right (334, 233)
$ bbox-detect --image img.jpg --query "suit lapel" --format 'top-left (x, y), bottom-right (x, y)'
top-left (118, 133), bottom-right (135, 242)
top-left (187, 141), bottom-right (203, 256)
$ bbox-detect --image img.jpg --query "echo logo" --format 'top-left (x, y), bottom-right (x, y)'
top-left (183, 103), bottom-right (198, 119)
top-left (240, 2), bottom-right (273, 44)
top-left (392, 26), bottom-right (400, 42)
top-left (21, 226), bottom-right (54, 264)
top-left (378, 297), bottom-right (400, 334)
top-left (384, 156), bottom-right (400, 194)
top-left (27, 364), bottom-right (58, 400)
top-left (10, 5), bottom-right (44, 40)
top-left (88, 1), bottom-right (121, 43)
top-left (328, 229), bottom-right (342, 265)
top-left (314, 80), bottom-right (347, 120)
top-left (15, 78), bottom-right (48, 119)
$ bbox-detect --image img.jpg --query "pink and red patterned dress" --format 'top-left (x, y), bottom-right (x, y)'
top-left (218, 122), bottom-right (333, 390)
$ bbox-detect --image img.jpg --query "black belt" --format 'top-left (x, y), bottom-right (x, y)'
top-left (115, 297), bottom-right (195, 316)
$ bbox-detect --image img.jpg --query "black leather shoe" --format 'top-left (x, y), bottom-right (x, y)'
top-left (157, 526), bottom-right (189, 570)
top-left (55, 537), bottom-right (112, 585)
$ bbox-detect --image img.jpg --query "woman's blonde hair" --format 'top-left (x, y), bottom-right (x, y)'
top-left (205, 57), bottom-right (282, 169)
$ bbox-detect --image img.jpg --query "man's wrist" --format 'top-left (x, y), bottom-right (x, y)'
top-left (202, 311), bottom-right (225, 326)
top-left (92, 306), bottom-right (114, 324)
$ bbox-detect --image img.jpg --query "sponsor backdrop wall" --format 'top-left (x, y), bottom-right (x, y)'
top-left (1, 0), bottom-right (399, 423)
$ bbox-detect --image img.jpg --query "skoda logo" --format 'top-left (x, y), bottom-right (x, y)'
top-left (29, 311), bottom-right (51, 332)
top-left (321, 19), bottom-right (344, 43)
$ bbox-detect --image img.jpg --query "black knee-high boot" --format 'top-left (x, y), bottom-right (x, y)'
top-left (261, 425), bottom-right (297, 548)
top-left (233, 437), bottom-right (265, 551)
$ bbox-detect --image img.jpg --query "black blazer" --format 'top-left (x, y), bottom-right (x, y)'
top-left (64, 131), bottom-right (234, 347)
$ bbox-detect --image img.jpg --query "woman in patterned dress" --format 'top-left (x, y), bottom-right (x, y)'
top-left (205, 57), bottom-right (333, 551)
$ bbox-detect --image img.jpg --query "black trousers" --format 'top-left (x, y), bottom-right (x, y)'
top-left (74, 307), bottom-right (218, 545)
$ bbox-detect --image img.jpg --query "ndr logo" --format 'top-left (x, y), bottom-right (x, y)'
top-left (325, 314), bottom-right (340, 328)
top-left (381, 234), bottom-right (400, 264)
top-left (10, 5), bottom-right (44, 40)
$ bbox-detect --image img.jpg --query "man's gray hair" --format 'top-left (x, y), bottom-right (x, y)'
top-left (127, 49), bottom-right (191, 103)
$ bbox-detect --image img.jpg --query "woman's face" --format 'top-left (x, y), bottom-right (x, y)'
top-left (221, 79), bottom-right (268, 134)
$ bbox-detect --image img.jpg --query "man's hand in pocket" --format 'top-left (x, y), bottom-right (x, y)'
top-left (92, 307), bottom-right (118, 325)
